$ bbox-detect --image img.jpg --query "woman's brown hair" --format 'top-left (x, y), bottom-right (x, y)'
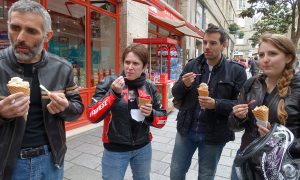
top-left (122, 44), bottom-right (149, 68)
top-left (259, 34), bottom-right (296, 125)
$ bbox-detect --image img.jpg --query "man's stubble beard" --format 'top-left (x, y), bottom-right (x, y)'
top-left (9, 36), bottom-right (45, 62)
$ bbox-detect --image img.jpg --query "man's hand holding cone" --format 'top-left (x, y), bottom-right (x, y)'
top-left (0, 92), bottom-right (30, 120)
top-left (197, 83), bottom-right (216, 110)
top-left (6, 77), bottom-right (30, 121)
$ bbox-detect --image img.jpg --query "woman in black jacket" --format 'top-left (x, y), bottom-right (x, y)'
top-left (228, 34), bottom-right (300, 179)
top-left (87, 44), bottom-right (167, 180)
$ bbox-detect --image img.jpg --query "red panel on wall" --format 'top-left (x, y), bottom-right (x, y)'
top-left (65, 88), bottom-right (96, 131)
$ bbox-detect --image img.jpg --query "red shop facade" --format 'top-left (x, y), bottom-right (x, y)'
top-left (0, 0), bottom-right (120, 130)
top-left (0, 0), bottom-right (203, 131)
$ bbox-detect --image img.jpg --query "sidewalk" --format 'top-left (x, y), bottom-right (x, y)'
top-left (64, 109), bottom-right (242, 180)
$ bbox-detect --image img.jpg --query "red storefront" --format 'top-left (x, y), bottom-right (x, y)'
top-left (0, 0), bottom-right (203, 130)
top-left (0, 0), bottom-right (120, 130)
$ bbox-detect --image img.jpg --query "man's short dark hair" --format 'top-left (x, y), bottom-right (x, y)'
top-left (205, 23), bottom-right (228, 44)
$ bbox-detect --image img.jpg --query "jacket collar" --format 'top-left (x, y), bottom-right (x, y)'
top-left (196, 54), bottom-right (225, 72)
top-left (7, 46), bottom-right (48, 69)
top-left (213, 55), bottom-right (225, 71)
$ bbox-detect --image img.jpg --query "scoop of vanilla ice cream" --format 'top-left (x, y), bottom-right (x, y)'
top-left (199, 83), bottom-right (208, 90)
top-left (8, 77), bottom-right (30, 88)
top-left (253, 105), bottom-right (268, 111)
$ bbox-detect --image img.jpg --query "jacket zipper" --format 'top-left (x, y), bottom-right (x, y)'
top-left (127, 105), bottom-right (135, 146)
top-left (38, 75), bottom-right (61, 168)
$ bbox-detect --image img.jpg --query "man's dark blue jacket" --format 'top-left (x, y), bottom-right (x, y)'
top-left (172, 54), bottom-right (247, 144)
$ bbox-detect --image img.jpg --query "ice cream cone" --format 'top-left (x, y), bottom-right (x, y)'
top-left (138, 97), bottom-right (151, 107)
top-left (7, 77), bottom-right (30, 121)
top-left (7, 77), bottom-right (30, 96)
top-left (198, 89), bottom-right (209, 97)
top-left (197, 83), bottom-right (209, 97)
top-left (7, 84), bottom-right (30, 96)
top-left (252, 105), bottom-right (269, 122)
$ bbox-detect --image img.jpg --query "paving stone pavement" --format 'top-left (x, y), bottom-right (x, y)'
top-left (64, 109), bottom-right (242, 180)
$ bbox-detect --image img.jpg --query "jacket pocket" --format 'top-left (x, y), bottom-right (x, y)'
top-left (216, 81), bottom-right (235, 99)
top-left (176, 109), bottom-right (192, 135)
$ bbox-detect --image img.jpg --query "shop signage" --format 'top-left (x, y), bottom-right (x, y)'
top-left (148, 6), bottom-right (179, 21)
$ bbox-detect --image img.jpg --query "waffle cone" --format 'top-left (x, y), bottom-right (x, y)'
top-left (198, 89), bottom-right (209, 97)
top-left (138, 97), bottom-right (151, 107)
top-left (252, 106), bottom-right (269, 122)
top-left (7, 84), bottom-right (30, 96)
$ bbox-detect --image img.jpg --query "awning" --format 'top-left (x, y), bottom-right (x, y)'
top-left (133, 0), bottom-right (204, 39)
top-left (132, 0), bottom-right (165, 10)
top-left (133, 37), bottom-right (179, 45)
top-left (150, 16), bottom-right (204, 39)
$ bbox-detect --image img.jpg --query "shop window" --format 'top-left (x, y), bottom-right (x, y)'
top-left (170, 33), bottom-right (180, 41)
top-left (90, 10), bottom-right (116, 87)
top-left (159, 27), bottom-right (170, 38)
top-left (163, 0), bottom-right (179, 11)
top-left (239, 0), bottom-right (246, 9)
top-left (173, 0), bottom-right (177, 9)
top-left (0, 0), bottom-right (40, 50)
top-left (149, 22), bottom-right (157, 32)
top-left (47, 2), bottom-right (86, 88)
top-left (90, 1), bottom-right (116, 14)
top-left (148, 32), bottom-right (157, 38)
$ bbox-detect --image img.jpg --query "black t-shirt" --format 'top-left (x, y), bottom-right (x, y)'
top-left (20, 63), bottom-right (49, 148)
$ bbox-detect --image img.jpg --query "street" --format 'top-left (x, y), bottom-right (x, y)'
top-left (64, 109), bottom-right (242, 180)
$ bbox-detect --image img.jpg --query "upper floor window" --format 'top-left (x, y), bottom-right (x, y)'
top-left (163, 0), bottom-right (179, 11)
top-left (239, 0), bottom-right (246, 9)
top-left (196, 1), bottom-right (205, 29)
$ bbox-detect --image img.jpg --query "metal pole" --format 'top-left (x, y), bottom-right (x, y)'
top-left (149, 43), bottom-right (151, 78)
top-left (160, 43), bottom-right (163, 73)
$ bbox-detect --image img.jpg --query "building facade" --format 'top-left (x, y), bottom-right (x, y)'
top-left (231, 0), bottom-right (257, 60)
top-left (0, 0), bottom-right (246, 130)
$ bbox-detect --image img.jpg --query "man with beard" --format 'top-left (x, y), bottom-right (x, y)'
top-left (170, 24), bottom-right (247, 180)
top-left (0, 1), bottom-right (84, 179)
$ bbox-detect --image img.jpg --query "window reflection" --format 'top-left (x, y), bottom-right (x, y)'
top-left (159, 27), bottom-right (170, 37)
top-left (90, 10), bottom-right (116, 86)
top-left (48, 2), bottom-right (86, 88)
top-left (90, 1), bottom-right (116, 13)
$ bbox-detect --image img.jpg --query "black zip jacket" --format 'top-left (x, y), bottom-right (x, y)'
top-left (172, 54), bottom-right (247, 144)
top-left (228, 74), bottom-right (300, 158)
top-left (0, 47), bottom-right (84, 179)
top-left (87, 76), bottom-right (167, 146)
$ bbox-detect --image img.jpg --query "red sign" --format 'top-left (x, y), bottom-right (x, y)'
top-left (148, 6), bottom-right (180, 21)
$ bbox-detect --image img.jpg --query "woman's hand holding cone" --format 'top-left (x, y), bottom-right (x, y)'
top-left (232, 104), bottom-right (249, 119)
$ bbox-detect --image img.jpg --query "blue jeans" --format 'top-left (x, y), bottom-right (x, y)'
top-left (11, 145), bottom-right (64, 180)
top-left (170, 131), bottom-right (225, 180)
top-left (102, 143), bottom-right (151, 180)
top-left (231, 162), bottom-right (239, 180)
top-left (231, 149), bottom-right (241, 180)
